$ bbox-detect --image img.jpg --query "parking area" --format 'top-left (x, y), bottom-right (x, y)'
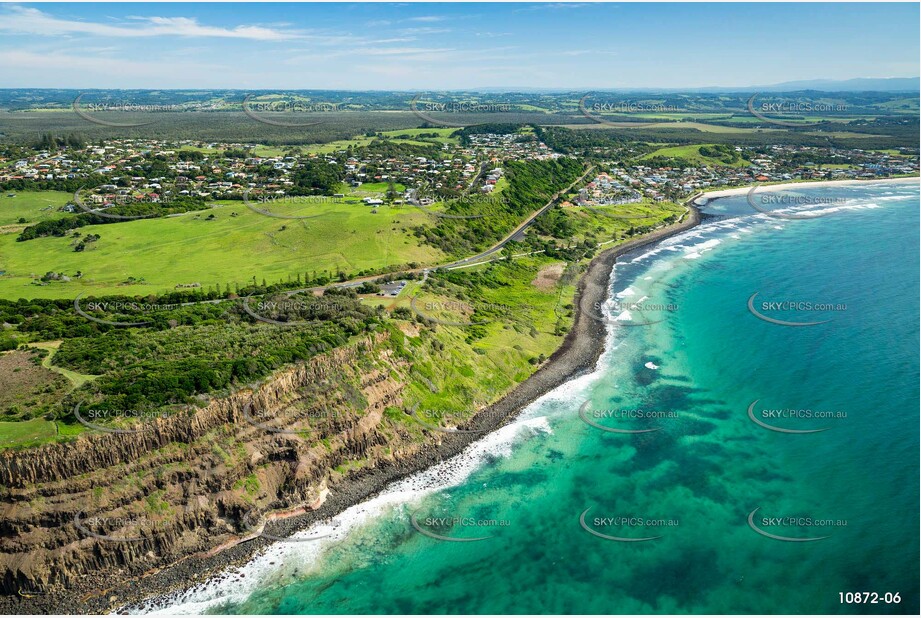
top-left (378, 280), bottom-right (408, 297)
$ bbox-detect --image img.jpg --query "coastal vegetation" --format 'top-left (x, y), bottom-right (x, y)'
top-left (412, 158), bottom-right (585, 256)
top-left (0, 86), bottom-right (916, 610)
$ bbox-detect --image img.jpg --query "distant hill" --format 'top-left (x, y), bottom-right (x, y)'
top-left (752, 77), bottom-right (920, 92)
top-left (472, 77), bottom-right (920, 94)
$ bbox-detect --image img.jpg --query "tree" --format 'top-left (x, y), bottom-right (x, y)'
top-left (386, 179), bottom-right (398, 203)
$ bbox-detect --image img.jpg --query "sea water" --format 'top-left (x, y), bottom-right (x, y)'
top-left (136, 180), bottom-right (919, 615)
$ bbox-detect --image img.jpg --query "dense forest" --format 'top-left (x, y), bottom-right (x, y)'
top-left (1, 290), bottom-right (387, 422)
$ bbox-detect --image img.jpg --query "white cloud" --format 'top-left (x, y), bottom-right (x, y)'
top-left (515, 3), bottom-right (591, 12)
top-left (558, 49), bottom-right (618, 57)
top-left (0, 49), bottom-right (220, 86)
top-left (0, 6), bottom-right (303, 40)
top-left (398, 27), bottom-right (451, 35)
top-left (356, 46), bottom-right (455, 57)
top-left (369, 37), bottom-right (418, 44)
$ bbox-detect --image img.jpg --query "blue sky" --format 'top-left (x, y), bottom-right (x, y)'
top-left (0, 2), bottom-right (917, 89)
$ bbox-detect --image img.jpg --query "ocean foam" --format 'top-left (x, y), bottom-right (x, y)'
top-left (127, 182), bottom-right (918, 615)
top-left (126, 416), bottom-right (554, 615)
top-left (683, 238), bottom-right (721, 259)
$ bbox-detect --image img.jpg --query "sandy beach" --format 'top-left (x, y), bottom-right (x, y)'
top-left (693, 176), bottom-right (919, 203)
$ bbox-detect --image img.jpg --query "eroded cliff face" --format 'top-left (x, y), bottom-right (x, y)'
top-left (0, 331), bottom-right (432, 597)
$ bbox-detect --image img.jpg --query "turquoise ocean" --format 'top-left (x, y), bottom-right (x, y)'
top-left (134, 180), bottom-right (920, 615)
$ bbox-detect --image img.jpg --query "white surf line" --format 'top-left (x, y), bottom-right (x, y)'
top-left (695, 176), bottom-right (919, 204)
top-left (126, 414), bottom-right (555, 615)
top-left (129, 183), bottom-right (919, 615)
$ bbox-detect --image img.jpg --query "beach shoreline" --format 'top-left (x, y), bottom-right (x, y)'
top-left (693, 175), bottom-right (919, 203)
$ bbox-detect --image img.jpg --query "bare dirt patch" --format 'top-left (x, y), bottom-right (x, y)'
top-left (0, 349), bottom-right (69, 418)
top-left (531, 263), bottom-right (565, 291)
top-left (398, 322), bottom-right (420, 337)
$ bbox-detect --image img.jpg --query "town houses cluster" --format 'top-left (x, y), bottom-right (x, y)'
top-left (1, 135), bottom-right (917, 213)
top-left (0, 132), bottom-right (555, 208)
top-left (571, 144), bottom-right (918, 205)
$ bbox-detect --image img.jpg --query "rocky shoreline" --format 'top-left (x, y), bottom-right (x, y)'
top-left (4, 203), bottom-right (701, 615)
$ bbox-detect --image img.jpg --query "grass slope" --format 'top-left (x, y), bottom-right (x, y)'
top-left (0, 190), bottom-right (74, 227)
top-left (0, 199), bottom-right (443, 299)
top-left (640, 144), bottom-right (749, 167)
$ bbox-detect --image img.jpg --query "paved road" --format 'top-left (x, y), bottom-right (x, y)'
top-left (437, 164), bottom-right (596, 269)
top-left (294, 164), bottom-right (596, 293)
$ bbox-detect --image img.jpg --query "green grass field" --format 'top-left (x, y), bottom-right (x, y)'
top-left (872, 149), bottom-right (914, 157)
top-left (398, 255), bottom-right (577, 420)
top-left (565, 199), bottom-right (687, 245)
top-left (0, 190), bottom-right (74, 227)
top-left (563, 121), bottom-right (783, 134)
top-left (251, 145), bottom-right (296, 157)
top-left (351, 181), bottom-right (406, 194)
top-left (818, 163), bottom-right (860, 170)
top-left (0, 418), bottom-right (58, 448)
top-left (302, 137), bottom-right (376, 154)
top-left (640, 144), bottom-right (750, 167)
top-left (804, 130), bottom-right (887, 139)
top-left (0, 417), bottom-right (85, 449)
top-left (0, 199), bottom-right (444, 300)
top-left (297, 128), bottom-right (459, 155)
top-left (381, 127), bottom-right (460, 145)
